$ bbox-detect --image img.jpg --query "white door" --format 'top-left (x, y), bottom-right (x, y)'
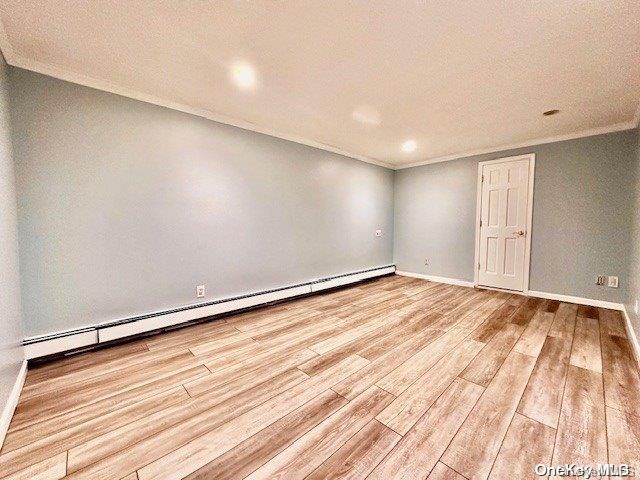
top-left (477, 158), bottom-right (531, 291)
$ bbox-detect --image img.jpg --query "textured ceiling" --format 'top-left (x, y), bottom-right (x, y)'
top-left (1, 1), bottom-right (639, 168)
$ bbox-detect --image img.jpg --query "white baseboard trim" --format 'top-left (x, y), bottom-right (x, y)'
top-left (395, 270), bottom-right (475, 288)
top-left (23, 265), bottom-right (395, 359)
top-left (527, 290), bottom-right (624, 311)
top-left (395, 270), bottom-right (626, 312)
top-left (622, 306), bottom-right (640, 370)
top-left (0, 359), bottom-right (27, 449)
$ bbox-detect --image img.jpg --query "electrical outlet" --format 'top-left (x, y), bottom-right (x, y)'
top-left (596, 275), bottom-right (619, 288)
top-left (196, 285), bottom-right (206, 298)
top-left (375, 229), bottom-right (383, 237)
top-left (424, 258), bottom-right (430, 267)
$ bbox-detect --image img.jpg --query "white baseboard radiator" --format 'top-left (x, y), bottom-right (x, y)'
top-left (23, 265), bottom-right (396, 360)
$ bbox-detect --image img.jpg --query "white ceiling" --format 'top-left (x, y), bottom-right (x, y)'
top-left (1, 1), bottom-right (639, 168)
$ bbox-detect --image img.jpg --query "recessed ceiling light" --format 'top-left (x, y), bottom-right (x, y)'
top-left (230, 61), bottom-right (257, 90)
top-left (401, 140), bottom-right (417, 153)
top-left (352, 105), bottom-right (381, 126)
top-left (543, 109), bottom-right (560, 116)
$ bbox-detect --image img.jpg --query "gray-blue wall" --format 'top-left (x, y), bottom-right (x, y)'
top-left (627, 128), bottom-right (640, 340)
top-left (0, 56), bottom-right (24, 424)
top-left (9, 68), bottom-right (394, 338)
top-left (7, 64), bottom-right (640, 340)
top-left (394, 130), bottom-right (637, 304)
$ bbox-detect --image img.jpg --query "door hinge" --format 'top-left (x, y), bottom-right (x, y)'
top-left (481, 174), bottom-right (484, 183)
top-left (478, 262), bottom-right (481, 270)
top-left (479, 219), bottom-right (483, 227)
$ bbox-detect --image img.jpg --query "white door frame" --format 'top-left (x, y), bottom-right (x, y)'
top-left (473, 153), bottom-right (535, 293)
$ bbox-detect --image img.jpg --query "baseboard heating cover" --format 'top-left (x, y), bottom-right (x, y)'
top-left (23, 265), bottom-right (396, 359)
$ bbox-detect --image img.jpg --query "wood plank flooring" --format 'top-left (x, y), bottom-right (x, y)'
top-left (2, 274), bottom-right (639, 479)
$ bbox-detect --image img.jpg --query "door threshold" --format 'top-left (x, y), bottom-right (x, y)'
top-left (475, 285), bottom-right (527, 296)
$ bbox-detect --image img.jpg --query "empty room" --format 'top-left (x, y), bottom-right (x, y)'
top-left (1, 2), bottom-right (639, 479)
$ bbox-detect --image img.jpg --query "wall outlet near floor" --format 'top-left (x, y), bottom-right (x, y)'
top-left (424, 258), bottom-right (430, 267)
top-left (595, 275), bottom-right (618, 288)
top-left (375, 229), bottom-right (383, 237)
top-left (196, 285), bottom-right (206, 298)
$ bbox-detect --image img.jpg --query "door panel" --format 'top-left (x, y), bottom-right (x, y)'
top-left (478, 159), bottom-right (530, 291)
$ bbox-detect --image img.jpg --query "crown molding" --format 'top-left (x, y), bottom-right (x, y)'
top-left (394, 120), bottom-right (638, 170)
top-left (0, 35), bottom-right (393, 170)
top-left (8, 54), bottom-right (395, 170)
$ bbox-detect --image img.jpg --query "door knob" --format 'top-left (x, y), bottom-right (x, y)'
top-left (515, 230), bottom-right (525, 236)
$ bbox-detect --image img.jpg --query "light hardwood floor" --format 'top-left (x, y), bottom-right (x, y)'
top-left (2, 275), bottom-right (639, 479)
